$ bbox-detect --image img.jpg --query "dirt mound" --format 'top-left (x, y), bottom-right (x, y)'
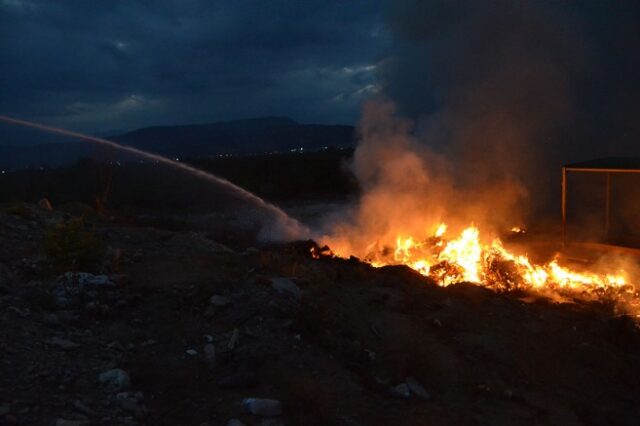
top-left (1, 207), bottom-right (639, 425)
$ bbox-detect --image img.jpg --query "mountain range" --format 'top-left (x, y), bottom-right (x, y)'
top-left (0, 117), bottom-right (355, 169)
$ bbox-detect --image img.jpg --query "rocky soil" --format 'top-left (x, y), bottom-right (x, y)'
top-left (1, 204), bottom-right (640, 425)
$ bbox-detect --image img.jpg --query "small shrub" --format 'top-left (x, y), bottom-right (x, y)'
top-left (44, 217), bottom-right (103, 273)
top-left (5, 202), bottom-right (32, 219)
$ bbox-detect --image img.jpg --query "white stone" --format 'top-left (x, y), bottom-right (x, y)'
top-left (406, 376), bottom-right (431, 400)
top-left (99, 368), bottom-right (131, 389)
top-left (390, 383), bottom-right (411, 399)
top-left (270, 277), bottom-right (302, 299)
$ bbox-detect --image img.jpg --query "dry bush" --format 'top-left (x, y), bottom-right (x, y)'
top-left (44, 217), bottom-right (103, 273)
top-left (5, 202), bottom-right (32, 219)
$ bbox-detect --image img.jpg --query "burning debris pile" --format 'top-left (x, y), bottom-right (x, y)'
top-left (319, 102), bottom-right (640, 316)
top-left (320, 222), bottom-right (637, 303)
top-left (362, 224), bottom-right (631, 294)
top-left (319, 222), bottom-right (640, 318)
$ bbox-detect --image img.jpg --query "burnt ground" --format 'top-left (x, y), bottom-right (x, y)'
top-left (1, 204), bottom-right (640, 426)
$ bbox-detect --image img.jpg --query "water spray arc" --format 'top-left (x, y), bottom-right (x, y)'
top-left (0, 115), bottom-right (309, 240)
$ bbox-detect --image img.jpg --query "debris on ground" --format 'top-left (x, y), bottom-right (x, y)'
top-left (1, 205), bottom-right (639, 425)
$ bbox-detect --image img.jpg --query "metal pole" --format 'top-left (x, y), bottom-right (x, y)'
top-left (604, 172), bottom-right (611, 237)
top-left (562, 167), bottom-right (567, 247)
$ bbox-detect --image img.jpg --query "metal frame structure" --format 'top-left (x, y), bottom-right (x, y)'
top-left (562, 157), bottom-right (640, 246)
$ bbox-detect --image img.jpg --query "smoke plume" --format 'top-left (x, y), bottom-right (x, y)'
top-left (323, 0), bottom-right (640, 257)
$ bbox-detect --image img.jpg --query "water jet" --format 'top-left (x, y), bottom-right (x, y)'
top-left (0, 115), bottom-right (309, 241)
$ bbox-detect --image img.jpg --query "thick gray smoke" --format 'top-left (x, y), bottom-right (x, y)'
top-left (322, 0), bottom-right (640, 257)
top-left (379, 0), bottom-right (640, 217)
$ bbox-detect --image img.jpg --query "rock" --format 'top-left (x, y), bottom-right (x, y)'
top-left (227, 329), bottom-right (240, 351)
top-left (242, 398), bottom-right (282, 417)
top-left (122, 416), bottom-right (139, 426)
top-left (186, 349), bottom-right (198, 356)
top-left (204, 343), bottom-right (216, 368)
top-left (57, 272), bottom-right (114, 290)
top-left (109, 273), bottom-right (130, 286)
top-left (7, 306), bottom-right (28, 317)
top-left (98, 303), bottom-right (111, 315)
top-left (203, 306), bottom-right (217, 319)
top-left (73, 400), bottom-right (95, 416)
top-left (53, 273), bottom-right (114, 307)
top-left (116, 391), bottom-right (131, 399)
top-left (406, 376), bottom-right (431, 400)
top-left (38, 198), bottom-right (53, 211)
top-left (116, 392), bottom-right (147, 419)
top-left (53, 293), bottom-right (71, 308)
top-left (254, 275), bottom-right (272, 286)
top-left (257, 420), bottom-right (285, 426)
top-left (227, 419), bottom-right (247, 426)
top-left (99, 368), bottom-right (131, 390)
top-left (55, 420), bottom-right (87, 426)
top-left (217, 371), bottom-right (258, 389)
top-left (43, 313), bottom-right (61, 326)
top-left (132, 250), bottom-right (144, 261)
top-left (390, 383), bottom-right (411, 399)
top-left (209, 295), bottom-right (231, 307)
top-left (49, 337), bottom-right (80, 350)
top-left (270, 277), bottom-right (302, 300)
top-left (0, 403), bottom-right (10, 415)
top-left (85, 274), bottom-right (112, 286)
top-left (121, 397), bottom-right (138, 413)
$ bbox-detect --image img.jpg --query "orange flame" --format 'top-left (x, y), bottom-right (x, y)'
top-left (332, 223), bottom-right (635, 301)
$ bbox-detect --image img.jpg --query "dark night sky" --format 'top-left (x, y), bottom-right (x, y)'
top-left (0, 0), bottom-right (386, 134)
top-left (1, 0), bottom-right (639, 161)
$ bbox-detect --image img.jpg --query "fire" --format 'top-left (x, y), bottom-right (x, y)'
top-left (435, 223), bottom-right (447, 237)
top-left (511, 226), bottom-right (526, 234)
top-left (332, 223), bottom-right (635, 300)
top-left (314, 102), bottom-right (639, 316)
top-left (439, 226), bottom-right (482, 283)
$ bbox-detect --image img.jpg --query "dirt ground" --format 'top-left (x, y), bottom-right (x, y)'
top-left (1, 204), bottom-right (640, 425)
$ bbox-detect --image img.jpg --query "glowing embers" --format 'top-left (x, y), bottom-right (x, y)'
top-left (310, 244), bottom-right (334, 260)
top-left (510, 226), bottom-right (527, 234)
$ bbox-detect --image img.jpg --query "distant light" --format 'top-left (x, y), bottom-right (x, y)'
top-left (1, 170), bottom-right (5, 174)
top-left (175, 158), bottom-right (180, 161)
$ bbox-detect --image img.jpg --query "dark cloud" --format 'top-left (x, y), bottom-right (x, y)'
top-left (0, 0), bottom-right (386, 133)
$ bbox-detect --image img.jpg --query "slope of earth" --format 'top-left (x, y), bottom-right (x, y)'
top-left (1, 204), bottom-right (639, 425)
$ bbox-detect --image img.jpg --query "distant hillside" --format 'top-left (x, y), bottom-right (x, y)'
top-left (113, 116), bottom-right (354, 157)
top-left (0, 117), bottom-right (355, 169)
